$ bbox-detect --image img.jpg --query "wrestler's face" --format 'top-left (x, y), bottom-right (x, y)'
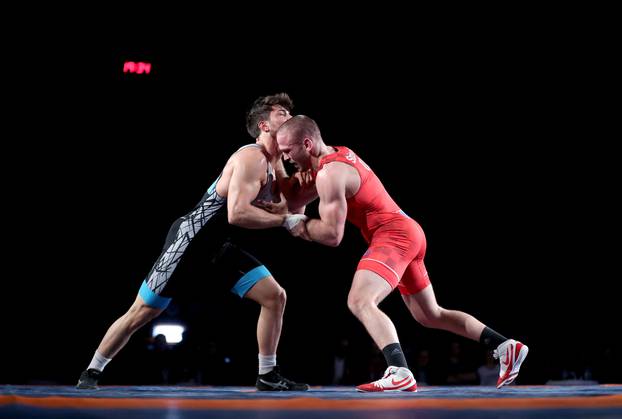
top-left (265, 105), bottom-right (292, 136)
top-left (277, 132), bottom-right (311, 171)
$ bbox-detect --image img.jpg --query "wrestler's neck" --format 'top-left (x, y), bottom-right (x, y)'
top-left (256, 134), bottom-right (280, 165)
top-left (312, 143), bottom-right (337, 169)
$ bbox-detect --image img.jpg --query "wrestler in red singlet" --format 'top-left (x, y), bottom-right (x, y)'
top-left (317, 146), bottom-right (430, 294)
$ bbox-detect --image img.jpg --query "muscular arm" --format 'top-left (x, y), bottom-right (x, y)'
top-left (274, 158), bottom-right (318, 212)
top-left (304, 164), bottom-right (348, 247)
top-left (227, 150), bottom-right (287, 229)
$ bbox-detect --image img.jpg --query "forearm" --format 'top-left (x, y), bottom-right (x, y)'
top-left (274, 160), bottom-right (292, 194)
top-left (277, 177), bottom-right (308, 209)
top-left (287, 187), bottom-right (318, 210)
top-left (290, 205), bottom-right (306, 215)
top-left (305, 218), bottom-right (343, 247)
top-left (228, 205), bottom-right (286, 229)
top-left (275, 161), bottom-right (317, 209)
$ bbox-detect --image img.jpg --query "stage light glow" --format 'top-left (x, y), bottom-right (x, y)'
top-left (152, 323), bottom-right (185, 344)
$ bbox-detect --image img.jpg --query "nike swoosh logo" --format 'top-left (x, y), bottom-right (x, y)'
top-left (259, 378), bottom-right (288, 390)
top-left (391, 376), bottom-right (412, 386)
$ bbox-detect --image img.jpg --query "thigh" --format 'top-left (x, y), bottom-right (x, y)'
top-left (153, 213), bottom-right (229, 299)
top-left (350, 269), bottom-right (394, 305)
top-left (401, 284), bottom-right (438, 318)
top-left (397, 222), bottom-right (430, 295)
top-left (397, 257), bottom-right (431, 296)
top-left (245, 275), bottom-right (281, 305)
top-left (357, 219), bottom-right (422, 289)
top-left (212, 240), bottom-right (273, 299)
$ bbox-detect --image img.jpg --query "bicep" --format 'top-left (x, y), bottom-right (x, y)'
top-left (316, 172), bottom-right (348, 228)
top-left (227, 158), bottom-right (264, 211)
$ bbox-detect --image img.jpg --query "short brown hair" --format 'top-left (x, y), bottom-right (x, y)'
top-left (245, 93), bottom-right (294, 138)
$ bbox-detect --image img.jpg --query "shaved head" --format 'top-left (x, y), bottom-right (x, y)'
top-left (277, 115), bottom-right (322, 144)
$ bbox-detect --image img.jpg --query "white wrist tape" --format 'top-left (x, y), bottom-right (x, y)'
top-left (282, 214), bottom-right (308, 231)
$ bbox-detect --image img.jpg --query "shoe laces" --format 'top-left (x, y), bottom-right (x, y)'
top-left (382, 366), bottom-right (399, 379)
top-left (266, 366), bottom-right (295, 385)
top-left (493, 340), bottom-right (512, 360)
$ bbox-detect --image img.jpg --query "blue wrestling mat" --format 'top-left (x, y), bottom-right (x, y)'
top-left (2, 385), bottom-right (621, 418)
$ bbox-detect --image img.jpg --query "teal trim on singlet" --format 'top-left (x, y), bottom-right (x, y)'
top-left (207, 178), bottom-right (218, 195)
top-left (230, 265), bottom-right (271, 298)
top-left (139, 280), bottom-right (172, 309)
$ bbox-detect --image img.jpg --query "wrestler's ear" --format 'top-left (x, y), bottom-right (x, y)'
top-left (258, 119), bottom-right (270, 133)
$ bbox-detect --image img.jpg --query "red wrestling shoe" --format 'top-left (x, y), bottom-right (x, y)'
top-left (356, 366), bottom-right (417, 392)
top-left (494, 339), bottom-right (529, 388)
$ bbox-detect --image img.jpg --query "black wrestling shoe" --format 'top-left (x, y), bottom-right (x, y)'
top-left (76, 368), bottom-right (102, 389)
top-left (256, 366), bottom-right (309, 391)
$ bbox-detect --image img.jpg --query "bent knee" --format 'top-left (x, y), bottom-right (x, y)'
top-left (275, 286), bottom-right (287, 307)
top-left (414, 306), bottom-right (445, 328)
top-left (128, 300), bottom-right (163, 324)
top-left (263, 285), bottom-right (287, 309)
top-left (347, 295), bottom-right (375, 316)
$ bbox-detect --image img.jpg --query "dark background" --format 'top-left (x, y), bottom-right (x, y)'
top-left (3, 18), bottom-right (619, 387)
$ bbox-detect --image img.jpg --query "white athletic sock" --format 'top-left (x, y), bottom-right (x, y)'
top-left (87, 351), bottom-right (112, 372)
top-left (258, 354), bottom-right (277, 375)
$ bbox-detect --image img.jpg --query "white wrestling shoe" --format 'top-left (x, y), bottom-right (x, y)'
top-left (494, 339), bottom-right (529, 388)
top-left (356, 366), bottom-right (417, 392)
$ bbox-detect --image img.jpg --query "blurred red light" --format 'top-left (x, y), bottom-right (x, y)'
top-left (123, 61), bottom-right (152, 75)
